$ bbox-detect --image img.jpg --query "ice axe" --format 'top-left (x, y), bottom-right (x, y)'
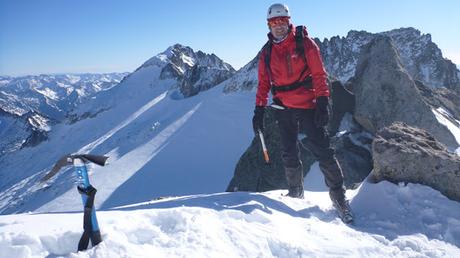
top-left (257, 130), bottom-right (270, 163)
top-left (41, 154), bottom-right (109, 251)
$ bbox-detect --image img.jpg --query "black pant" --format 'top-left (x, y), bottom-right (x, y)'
top-left (275, 108), bottom-right (344, 190)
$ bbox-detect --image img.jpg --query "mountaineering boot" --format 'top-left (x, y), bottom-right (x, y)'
top-left (287, 185), bottom-right (304, 199)
top-left (329, 187), bottom-right (353, 224)
top-left (284, 165), bottom-right (304, 199)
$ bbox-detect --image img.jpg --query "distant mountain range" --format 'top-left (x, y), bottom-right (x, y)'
top-left (0, 73), bottom-right (127, 154)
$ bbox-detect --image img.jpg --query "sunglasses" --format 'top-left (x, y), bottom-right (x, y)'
top-left (267, 17), bottom-right (289, 27)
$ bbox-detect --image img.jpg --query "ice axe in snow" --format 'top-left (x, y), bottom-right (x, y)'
top-left (258, 130), bottom-right (270, 163)
top-left (41, 154), bottom-right (109, 251)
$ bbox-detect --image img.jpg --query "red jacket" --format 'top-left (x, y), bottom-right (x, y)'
top-left (256, 24), bottom-right (329, 109)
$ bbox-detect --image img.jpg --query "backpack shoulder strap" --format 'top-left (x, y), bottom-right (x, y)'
top-left (295, 25), bottom-right (307, 63)
top-left (262, 41), bottom-right (273, 85)
top-left (262, 41), bottom-right (272, 69)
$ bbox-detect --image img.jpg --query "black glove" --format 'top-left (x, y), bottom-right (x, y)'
top-left (252, 106), bottom-right (265, 134)
top-left (314, 96), bottom-right (329, 127)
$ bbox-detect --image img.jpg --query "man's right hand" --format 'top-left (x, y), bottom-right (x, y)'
top-left (252, 106), bottom-right (265, 135)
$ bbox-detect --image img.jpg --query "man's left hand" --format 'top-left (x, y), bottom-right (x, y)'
top-left (314, 96), bottom-right (329, 127)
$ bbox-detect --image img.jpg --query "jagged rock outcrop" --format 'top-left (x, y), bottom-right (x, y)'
top-left (352, 35), bottom-right (458, 148)
top-left (316, 27), bottom-right (460, 90)
top-left (371, 122), bottom-right (460, 202)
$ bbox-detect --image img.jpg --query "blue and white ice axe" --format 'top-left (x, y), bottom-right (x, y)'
top-left (41, 154), bottom-right (109, 251)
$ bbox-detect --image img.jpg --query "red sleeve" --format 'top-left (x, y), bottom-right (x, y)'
top-left (256, 48), bottom-right (271, 107)
top-left (304, 37), bottom-right (329, 98)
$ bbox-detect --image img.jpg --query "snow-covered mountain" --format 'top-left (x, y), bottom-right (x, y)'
top-left (0, 73), bottom-right (127, 155)
top-left (316, 27), bottom-right (460, 89)
top-left (135, 44), bottom-right (235, 98)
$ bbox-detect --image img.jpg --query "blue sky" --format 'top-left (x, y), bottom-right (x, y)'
top-left (1, 0), bottom-right (459, 76)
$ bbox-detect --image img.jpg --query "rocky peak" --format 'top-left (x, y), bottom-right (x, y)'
top-left (143, 44), bottom-right (236, 98)
top-left (316, 27), bottom-right (460, 90)
top-left (345, 30), bottom-right (374, 42)
top-left (138, 44), bottom-right (235, 81)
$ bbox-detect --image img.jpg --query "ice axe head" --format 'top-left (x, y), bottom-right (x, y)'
top-left (40, 154), bottom-right (73, 182)
top-left (77, 154), bottom-right (109, 167)
top-left (40, 154), bottom-right (109, 183)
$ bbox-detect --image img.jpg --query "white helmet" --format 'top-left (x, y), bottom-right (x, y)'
top-left (267, 3), bottom-right (290, 20)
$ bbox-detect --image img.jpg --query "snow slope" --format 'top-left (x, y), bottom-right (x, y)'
top-left (0, 61), bottom-right (254, 214)
top-left (1, 167), bottom-right (459, 258)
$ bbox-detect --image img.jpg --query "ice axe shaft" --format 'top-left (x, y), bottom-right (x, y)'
top-left (40, 154), bottom-right (108, 251)
top-left (258, 130), bottom-right (270, 163)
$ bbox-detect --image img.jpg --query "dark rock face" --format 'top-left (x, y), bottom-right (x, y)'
top-left (352, 36), bottom-right (458, 148)
top-left (22, 129), bottom-right (48, 148)
top-left (180, 64), bottom-right (235, 97)
top-left (372, 122), bottom-right (460, 202)
top-left (332, 114), bottom-right (374, 189)
top-left (329, 81), bottom-right (355, 135)
top-left (159, 63), bottom-right (184, 80)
